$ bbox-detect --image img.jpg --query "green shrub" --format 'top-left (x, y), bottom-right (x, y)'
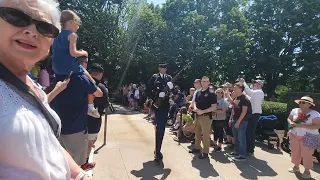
top-left (275, 85), bottom-right (290, 103)
top-left (262, 101), bottom-right (288, 129)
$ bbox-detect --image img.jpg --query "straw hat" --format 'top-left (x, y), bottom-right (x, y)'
top-left (295, 96), bottom-right (315, 106)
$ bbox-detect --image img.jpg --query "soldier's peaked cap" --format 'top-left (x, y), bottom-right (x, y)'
top-left (158, 62), bottom-right (167, 68)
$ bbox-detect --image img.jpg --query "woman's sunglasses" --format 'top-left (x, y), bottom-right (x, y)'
top-left (299, 101), bottom-right (306, 105)
top-left (0, 7), bottom-right (59, 38)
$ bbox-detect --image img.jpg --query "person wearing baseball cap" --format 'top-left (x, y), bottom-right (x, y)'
top-left (239, 78), bottom-right (264, 156)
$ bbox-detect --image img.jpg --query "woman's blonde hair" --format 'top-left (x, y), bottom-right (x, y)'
top-left (216, 88), bottom-right (225, 98)
top-left (60, 9), bottom-right (81, 27)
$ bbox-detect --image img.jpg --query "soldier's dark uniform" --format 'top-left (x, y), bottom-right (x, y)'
top-left (146, 63), bottom-right (172, 163)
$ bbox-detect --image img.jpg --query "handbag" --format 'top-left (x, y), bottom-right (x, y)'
top-left (0, 63), bottom-right (60, 138)
top-left (303, 132), bottom-right (320, 149)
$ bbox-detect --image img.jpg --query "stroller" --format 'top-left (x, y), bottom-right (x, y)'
top-left (281, 123), bottom-right (320, 163)
top-left (280, 123), bottom-right (291, 153)
top-left (255, 115), bottom-right (280, 149)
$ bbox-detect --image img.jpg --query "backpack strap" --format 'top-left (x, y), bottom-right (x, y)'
top-left (0, 63), bottom-right (60, 138)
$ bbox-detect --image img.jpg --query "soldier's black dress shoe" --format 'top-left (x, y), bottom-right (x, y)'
top-left (198, 153), bottom-right (209, 159)
top-left (154, 152), bottom-right (164, 167)
top-left (154, 151), bottom-right (163, 160)
top-left (154, 158), bottom-right (164, 167)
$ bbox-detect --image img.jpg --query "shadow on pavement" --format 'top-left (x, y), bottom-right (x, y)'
top-left (312, 164), bottom-right (320, 174)
top-left (131, 161), bottom-right (171, 180)
top-left (210, 151), bottom-right (232, 164)
top-left (293, 172), bottom-right (317, 180)
top-left (191, 155), bottom-right (219, 178)
top-left (234, 156), bottom-right (278, 180)
top-left (255, 142), bottom-right (283, 154)
top-left (110, 105), bottom-right (143, 115)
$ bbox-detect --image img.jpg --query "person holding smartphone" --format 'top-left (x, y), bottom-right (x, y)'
top-left (0, 0), bottom-right (92, 179)
top-left (228, 82), bottom-right (252, 161)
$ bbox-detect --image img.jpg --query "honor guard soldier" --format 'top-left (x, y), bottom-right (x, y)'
top-left (189, 76), bottom-right (217, 159)
top-left (146, 63), bottom-right (174, 164)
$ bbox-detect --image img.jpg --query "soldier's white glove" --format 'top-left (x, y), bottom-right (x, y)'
top-left (167, 82), bottom-right (174, 89)
top-left (159, 92), bottom-right (165, 97)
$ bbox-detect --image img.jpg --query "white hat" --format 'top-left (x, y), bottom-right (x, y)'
top-left (295, 96), bottom-right (315, 106)
top-left (253, 80), bottom-right (264, 87)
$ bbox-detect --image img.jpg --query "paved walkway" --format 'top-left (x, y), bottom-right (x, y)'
top-left (92, 106), bottom-right (320, 180)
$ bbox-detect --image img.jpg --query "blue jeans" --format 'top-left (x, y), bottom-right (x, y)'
top-left (246, 114), bottom-right (260, 154)
top-left (232, 119), bottom-right (248, 157)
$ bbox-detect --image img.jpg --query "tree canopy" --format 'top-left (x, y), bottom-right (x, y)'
top-left (57, 0), bottom-right (320, 97)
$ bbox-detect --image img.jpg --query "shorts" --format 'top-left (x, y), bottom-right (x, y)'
top-left (88, 116), bottom-right (102, 134)
top-left (59, 130), bottom-right (88, 165)
top-left (88, 133), bottom-right (98, 141)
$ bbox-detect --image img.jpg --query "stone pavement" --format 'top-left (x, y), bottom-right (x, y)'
top-left (92, 106), bottom-right (320, 180)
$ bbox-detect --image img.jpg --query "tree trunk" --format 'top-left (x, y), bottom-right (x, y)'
top-left (265, 73), bottom-right (277, 99)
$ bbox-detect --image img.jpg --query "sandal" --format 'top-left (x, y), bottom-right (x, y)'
top-left (288, 167), bottom-right (300, 173)
top-left (301, 172), bottom-right (311, 179)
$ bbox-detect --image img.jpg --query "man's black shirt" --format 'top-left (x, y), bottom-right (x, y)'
top-left (195, 88), bottom-right (217, 116)
top-left (95, 83), bottom-right (109, 115)
top-left (233, 94), bottom-right (252, 121)
top-left (88, 78), bottom-right (109, 134)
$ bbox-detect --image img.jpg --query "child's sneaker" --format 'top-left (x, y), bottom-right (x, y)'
top-left (173, 123), bottom-right (180, 130)
top-left (88, 108), bottom-right (100, 118)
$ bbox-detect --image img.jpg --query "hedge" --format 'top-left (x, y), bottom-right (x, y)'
top-left (262, 101), bottom-right (288, 130)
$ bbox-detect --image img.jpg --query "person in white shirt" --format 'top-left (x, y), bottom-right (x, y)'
top-left (134, 86), bottom-right (140, 109)
top-left (0, 0), bottom-right (91, 179)
top-left (240, 78), bottom-right (264, 155)
top-left (287, 96), bottom-right (320, 179)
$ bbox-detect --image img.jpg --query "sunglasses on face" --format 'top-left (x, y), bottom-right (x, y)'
top-left (299, 102), bottom-right (306, 105)
top-left (217, 92), bottom-right (223, 94)
top-left (0, 7), bottom-right (59, 38)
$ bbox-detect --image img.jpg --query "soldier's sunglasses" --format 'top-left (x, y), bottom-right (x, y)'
top-left (0, 7), bottom-right (59, 38)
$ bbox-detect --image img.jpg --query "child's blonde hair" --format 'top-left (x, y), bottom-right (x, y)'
top-left (60, 9), bottom-right (81, 27)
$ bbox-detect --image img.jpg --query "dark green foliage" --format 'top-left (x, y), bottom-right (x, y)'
top-left (262, 101), bottom-right (288, 129)
top-left (55, 0), bottom-right (320, 95)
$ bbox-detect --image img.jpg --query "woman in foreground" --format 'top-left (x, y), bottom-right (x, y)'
top-left (0, 0), bottom-right (91, 179)
top-left (287, 96), bottom-right (320, 179)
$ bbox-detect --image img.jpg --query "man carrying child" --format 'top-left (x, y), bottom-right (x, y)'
top-left (51, 10), bottom-right (102, 169)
